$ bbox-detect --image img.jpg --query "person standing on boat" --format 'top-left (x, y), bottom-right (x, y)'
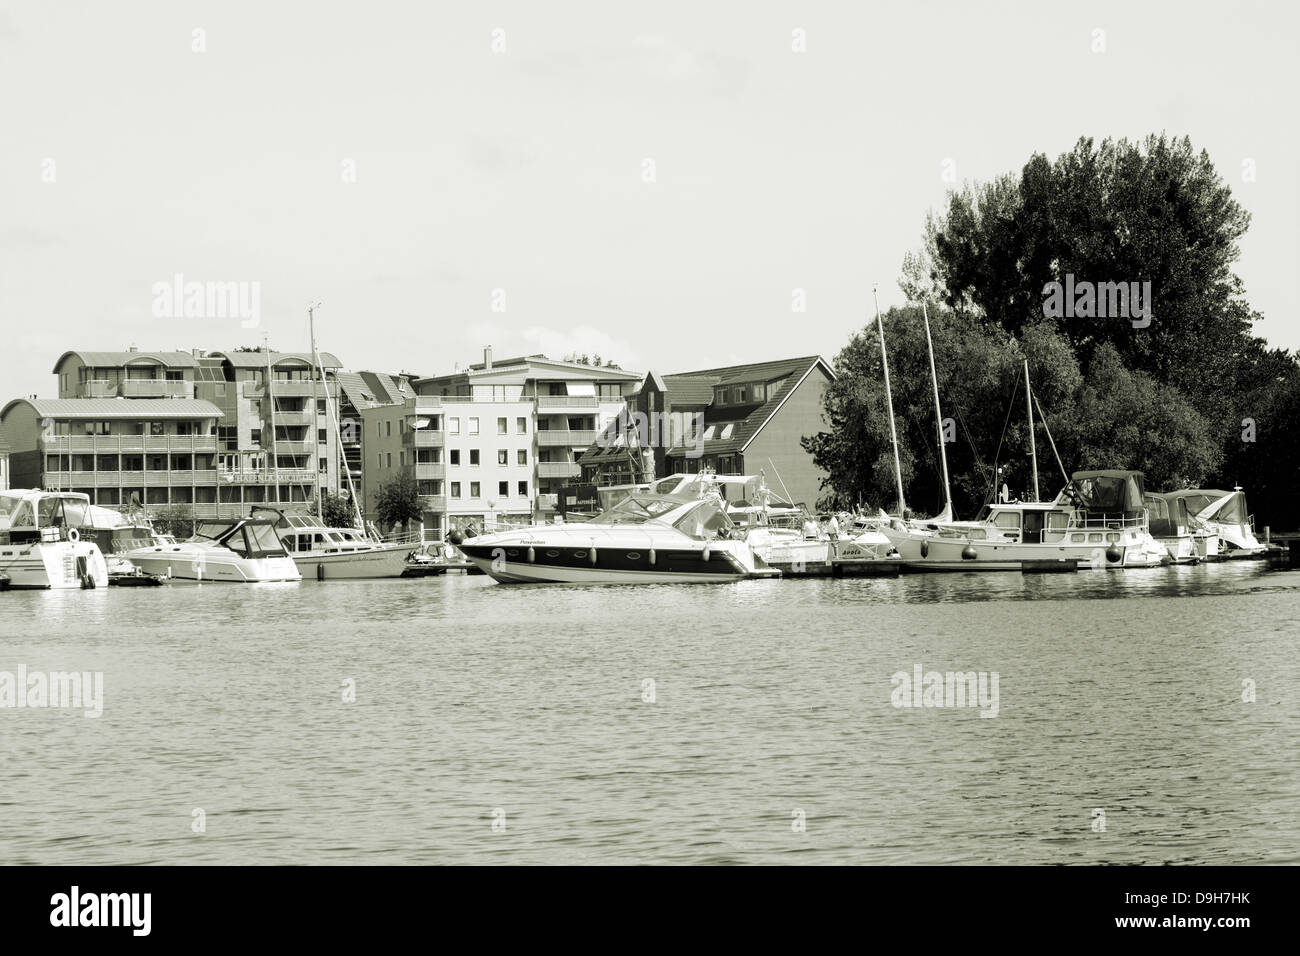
top-left (827, 514), bottom-right (840, 557)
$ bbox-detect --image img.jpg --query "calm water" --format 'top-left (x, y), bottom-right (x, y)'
top-left (2, 563), bottom-right (1297, 865)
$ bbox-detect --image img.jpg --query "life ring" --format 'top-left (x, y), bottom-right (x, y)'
top-left (67, 527), bottom-right (80, 542)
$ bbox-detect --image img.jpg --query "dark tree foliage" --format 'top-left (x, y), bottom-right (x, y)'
top-left (809, 134), bottom-right (1300, 528)
top-left (309, 491), bottom-right (358, 529)
top-left (375, 474), bottom-right (423, 528)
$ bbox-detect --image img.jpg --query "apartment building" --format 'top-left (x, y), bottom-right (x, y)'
top-left (580, 355), bottom-right (834, 509)
top-left (335, 370), bottom-right (419, 496)
top-left (360, 350), bottom-right (638, 536)
top-left (0, 348), bottom-right (347, 518)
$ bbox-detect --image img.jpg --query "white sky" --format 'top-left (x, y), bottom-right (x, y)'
top-left (2, 0), bottom-right (1296, 401)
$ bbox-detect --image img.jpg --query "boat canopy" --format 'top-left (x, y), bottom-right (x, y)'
top-left (1164, 489), bottom-right (1243, 523)
top-left (1071, 470), bottom-right (1145, 512)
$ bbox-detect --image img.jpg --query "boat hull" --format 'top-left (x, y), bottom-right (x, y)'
top-left (119, 546), bottom-right (300, 583)
top-left (457, 542), bottom-right (765, 584)
top-left (294, 545), bottom-right (412, 580)
top-left (882, 526), bottom-right (1168, 571)
top-left (0, 541), bottom-right (109, 589)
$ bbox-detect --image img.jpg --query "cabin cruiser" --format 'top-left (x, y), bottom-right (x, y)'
top-left (117, 515), bottom-right (300, 583)
top-left (261, 510), bottom-right (413, 579)
top-left (878, 470), bottom-right (1170, 571)
top-left (0, 489), bottom-right (109, 589)
top-left (455, 487), bottom-right (780, 584)
top-left (1162, 489), bottom-right (1266, 559)
top-left (1143, 493), bottom-right (1218, 564)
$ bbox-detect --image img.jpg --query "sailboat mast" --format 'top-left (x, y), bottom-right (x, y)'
top-left (874, 286), bottom-right (906, 516)
top-left (265, 335), bottom-right (278, 489)
top-left (1024, 359), bottom-right (1040, 501)
top-left (922, 301), bottom-right (951, 518)
top-left (308, 303), bottom-right (323, 520)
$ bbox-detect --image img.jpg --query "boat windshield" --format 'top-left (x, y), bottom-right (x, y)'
top-left (591, 494), bottom-right (688, 525)
top-left (194, 521), bottom-right (238, 541)
top-left (672, 499), bottom-right (734, 540)
top-left (0, 494), bottom-right (34, 528)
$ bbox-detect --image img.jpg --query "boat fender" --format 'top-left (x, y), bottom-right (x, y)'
top-left (527, 547), bottom-right (535, 563)
top-left (67, 527), bottom-right (80, 542)
top-left (448, 530), bottom-right (464, 546)
top-left (589, 547), bottom-right (597, 565)
top-left (702, 545), bottom-right (711, 563)
top-left (317, 563), bottom-right (325, 581)
top-left (1105, 546), bottom-right (1122, 563)
top-left (920, 540), bottom-right (929, 558)
top-left (961, 544), bottom-right (977, 560)
top-left (649, 548), bottom-right (656, 566)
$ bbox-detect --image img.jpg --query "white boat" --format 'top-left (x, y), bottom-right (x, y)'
top-left (879, 470), bottom-right (1170, 571)
top-left (268, 511), bottom-right (415, 579)
top-left (0, 489), bottom-right (110, 589)
top-left (1163, 489), bottom-right (1267, 559)
top-left (455, 487), bottom-right (780, 584)
top-left (118, 515), bottom-right (300, 583)
top-left (1144, 493), bottom-right (1217, 564)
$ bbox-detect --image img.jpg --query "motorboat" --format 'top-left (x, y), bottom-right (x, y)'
top-left (262, 510), bottom-right (415, 580)
top-left (879, 470), bottom-right (1170, 571)
top-left (0, 489), bottom-right (109, 589)
top-left (1144, 493), bottom-right (1217, 564)
top-left (1162, 489), bottom-right (1267, 559)
top-left (455, 486), bottom-right (780, 584)
top-left (117, 515), bottom-right (300, 583)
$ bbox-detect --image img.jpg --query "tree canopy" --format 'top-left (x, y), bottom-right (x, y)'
top-left (810, 134), bottom-right (1300, 528)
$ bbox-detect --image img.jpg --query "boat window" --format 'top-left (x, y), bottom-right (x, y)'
top-left (0, 497), bottom-right (35, 528)
top-left (672, 500), bottom-right (733, 539)
top-left (591, 495), bottom-right (687, 525)
top-left (37, 496), bottom-right (64, 528)
top-left (991, 512), bottom-right (1021, 530)
top-left (60, 498), bottom-right (88, 527)
top-left (1070, 533), bottom-right (1084, 543)
top-left (1087, 533), bottom-right (1102, 543)
top-left (1045, 512), bottom-right (1069, 531)
top-left (243, 522), bottom-right (289, 557)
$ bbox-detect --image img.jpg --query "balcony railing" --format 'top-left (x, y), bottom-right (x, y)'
top-left (271, 409), bottom-right (315, 425)
top-left (537, 461), bottom-right (579, 478)
top-left (77, 380), bottom-right (118, 398)
top-left (219, 469), bottom-right (318, 485)
top-left (41, 435), bottom-right (219, 454)
top-left (266, 380), bottom-right (318, 397)
top-left (120, 379), bottom-right (195, 399)
top-left (409, 430), bottom-right (443, 447)
top-left (414, 463), bottom-right (445, 480)
top-left (44, 469), bottom-right (219, 487)
top-left (416, 495), bottom-right (447, 511)
top-left (536, 429), bottom-right (596, 447)
top-left (537, 395), bottom-right (599, 408)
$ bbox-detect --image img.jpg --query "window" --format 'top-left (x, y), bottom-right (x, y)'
top-left (386, 453), bottom-right (392, 467)
top-left (497, 417), bottom-right (507, 434)
top-left (449, 417), bottom-right (460, 435)
top-left (517, 481), bottom-right (528, 497)
top-left (250, 428), bottom-right (261, 445)
top-left (400, 451), bottom-right (405, 466)
top-left (317, 400), bottom-right (327, 416)
top-left (451, 482), bottom-right (461, 498)
top-left (468, 417), bottom-right (479, 435)
top-left (83, 421), bottom-right (110, 435)
top-left (449, 449), bottom-right (460, 465)
top-left (318, 428), bottom-right (327, 444)
top-left (385, 421), bottom-right (391, 437)
top-left (469, 449), bottom-right (480, 466)
top-left (377, 454), bottom-right (382, 469)
top-left (517, 450), bottom-right (527, 465)
top-left (499, 481), bottom-right (509, 496)
top-left (992, 512), bottom-right (1021, 530)
top-left (497, 449), bottom-right (508, 465)
top-left (470, 482), bottom-right (480, 498)
top-left (516, 417), bottom-right (527, 434)
top-left (319, 457), bottom-right (327, 472)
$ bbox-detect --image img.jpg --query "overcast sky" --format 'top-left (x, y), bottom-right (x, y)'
top-left (2, 0), bottom-right (1296, 400)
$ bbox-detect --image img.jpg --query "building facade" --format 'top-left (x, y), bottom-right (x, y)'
top-left (580, 355), bottom-right (834, 509)
top-left (360, 350), bottom-right (638, 536)
top-left (0, 348), bottom-right (347, 519)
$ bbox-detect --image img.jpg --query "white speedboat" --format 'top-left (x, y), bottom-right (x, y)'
top-left (0, 489), bottom-right (109, 589)
top-left (118, 515), bottom-right (300, 583)
top-left (879, 470), bottom-right (1170, 571)
top-left (1144, 493), bottom-right (1217, 564)
top-left (268, 511), bottom-right (414, 579)
top-left (455, 488), bottom-right (780, 584)
top-left (1163, 488), bottom-right (1266, 559)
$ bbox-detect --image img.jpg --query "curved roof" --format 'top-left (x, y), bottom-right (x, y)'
top-left (1164, 488), bottom-right (1233, 501)
top-left (0, 397), bottom-right (223, 420)
top-left (208, 350), bottom-right (342, 369)
top-left (52, 350), bottom-right (200, 373)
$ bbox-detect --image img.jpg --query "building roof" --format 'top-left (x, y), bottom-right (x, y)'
top-left (0, 398), bottom-right (224, 420)
top-left (52, 350), bottom-right (201, 373)
top-left (336, 371), bottom-right (414, 410)
top-left (209, 350), bottom-right (342, 369)
top-left (659, 374), bottom-right (720, 406)
top-left (418, 354), bottom-right (640, 387)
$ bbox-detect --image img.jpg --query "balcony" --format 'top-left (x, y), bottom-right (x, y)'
top-left (537, 461), bottom-right (579, 478)
top-left (43, 469), bottom-right (218, 487)
top-left (537, 395), bottom-right (599, 409)
top-left (416, 495), bottom-right (447, 511)
top-left (409, 429), bottom-right (443, 447)
top-left (272, 409), bottom-right (315, 426)
top-left (537, 429), bottom-right (596, 447)
top-left (414, 463), bottom-right (445, 481)
top-left (266, 437), bottom-right (317, 454)
top-left (266, 380), bottom-right (318, 397)
top-left (41, 435), bottom-right (219, 454)
top-left (77, 380), bottom-right (118, 398)
top-left (120, 379), bottom-right (195, 399)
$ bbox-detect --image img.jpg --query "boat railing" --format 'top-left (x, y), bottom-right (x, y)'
top-left (379, 530), bottom-right (424, 546)
top-left (1072, 511), bottom-right (1148, 531)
